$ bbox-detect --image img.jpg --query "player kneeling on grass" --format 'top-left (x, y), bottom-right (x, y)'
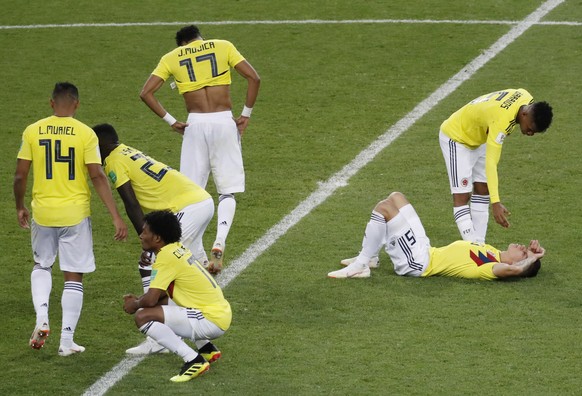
top-left (328, 192), bottom-right (544, 280)
top-left (123, 210), bottom-right (231, 382)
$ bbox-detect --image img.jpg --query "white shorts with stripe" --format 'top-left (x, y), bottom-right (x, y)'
top-left (439, 131), bottom-right (487, 194)
top-left (180, 111), bottom-right (245, 194)
top-left (384, 213), bottom-right (430, 277)
top-left (176, 198), bottom-right (214, 261)
top-left (31, 217), bottom-right (95, 273)
top-left (162, 305), bottom-right (225, 341)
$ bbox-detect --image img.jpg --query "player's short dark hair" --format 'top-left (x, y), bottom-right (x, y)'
top-left (143, 210), bottom-right (182, 244)
top-left (522, 259), bottom-right (542, 278)
top-left (175, 25), bottom-right (201, 46)
top-left (532, 101), bottom-right (553, 132)
top-left (52, 82), bottom-right (79, 102)
top-left (92, 123), bottom-right (119, 144)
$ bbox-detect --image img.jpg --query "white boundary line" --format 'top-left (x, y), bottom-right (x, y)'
top-left (1, 18), bottom-right (580, 30)
top-left (83, 1), bottom-right (564, 394)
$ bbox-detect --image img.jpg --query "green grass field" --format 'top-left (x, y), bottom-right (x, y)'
top-left (1, 1), bottom-right (581, 394)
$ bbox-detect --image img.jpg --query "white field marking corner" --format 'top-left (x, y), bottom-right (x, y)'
top-left (83, 1), bottom-right (564, 394)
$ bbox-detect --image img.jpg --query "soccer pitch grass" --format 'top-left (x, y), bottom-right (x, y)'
top-left (1, 1), bottom-right (581, 394)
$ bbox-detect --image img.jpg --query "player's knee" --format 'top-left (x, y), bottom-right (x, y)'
top-left (218, 193), bottom-right (235, 203)
top-left (32, 263), bottom-right (52, 273)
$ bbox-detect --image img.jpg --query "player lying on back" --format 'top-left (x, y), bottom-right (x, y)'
top-left (329, 192), bottom-right (544, 280)
top-left (123, 210), bottom-right (231, 382)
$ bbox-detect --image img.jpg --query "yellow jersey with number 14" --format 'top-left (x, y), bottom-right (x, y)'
top-left (152, 39), bottom-right (246, 94)
top-left (17, 115), bottom-right (101, 227)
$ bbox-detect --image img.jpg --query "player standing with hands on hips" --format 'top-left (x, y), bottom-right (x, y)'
top-left (439, 89), bottom-right (552, 243)
top-left (140, 25), bottom-right (261, 274)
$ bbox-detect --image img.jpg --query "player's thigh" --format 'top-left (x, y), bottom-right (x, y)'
top-left (179, 198), bottom-right (214, 250)
top-left (31, 220), bottom-right (58, 267)
top-left (472, 144), bottom-right (487, 184)
top-left (439, 131), bottom-right (475, 193)
top-left (162, 305), bottom-right (225, 341)
top-left (58, 217), bottom-right (96, 273)
top-left (181, 123), bottom-right (211, 187)
top-left (385, 213), bottom-right (430, 276)
top-left (208, 123), bottom-right (245, 194)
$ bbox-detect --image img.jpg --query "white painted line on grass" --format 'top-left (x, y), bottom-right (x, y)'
top-left (83, 1), bottom-right (564, 394)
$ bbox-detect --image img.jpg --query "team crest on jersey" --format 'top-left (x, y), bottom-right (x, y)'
top-left (108, 170), bottom-right (117, 183)
top-left (461, 178), bottom-right (469, 188)
top-left (470, 249), bottom-right (498, 266)
top-left (495, 132), bottom-right (507, 144)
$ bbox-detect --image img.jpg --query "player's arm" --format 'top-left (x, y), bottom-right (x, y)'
top-left (139, 74), bottom-right (188, 134)
top-left (13, 158), bottom-right (32, 229)
top-left (233, 60), bottom-right (261, 135)
top-left (123, 287), bottom-right (167, 314)
top-left (116, 181), bottom-right (145, 235)
top-left (87, 163), bottom-right (128, 241)
top-left (492, 248), bottom-right (545, 278)
top-left (485, 139), bottom-right (510, 228)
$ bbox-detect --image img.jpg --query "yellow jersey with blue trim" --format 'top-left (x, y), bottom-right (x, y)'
top-left (440, 88), bottom-right (533, 203)
top-left (104, 144), bottom-right (210, 212)
top-left (150, 242), bottom-right (232, 330)
top-left (17, 115), bottom-right (101, 227)
top-left (423, 240), bottom-right (501, 280)
top-left (152, 39), bottom-right (246, 94)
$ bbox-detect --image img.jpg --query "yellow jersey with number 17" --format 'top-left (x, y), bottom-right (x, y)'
top-left (17, 115), bottom-right (101, 227)
top-left (152, 39), bottom-right (246, 94)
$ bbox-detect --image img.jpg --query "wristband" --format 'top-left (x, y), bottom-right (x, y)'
top-left (162, 112), bottom-right (177, 126)
top-left (241, 105), bottom-right (253, 118)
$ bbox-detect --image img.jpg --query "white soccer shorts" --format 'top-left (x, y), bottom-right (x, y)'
top-left (176, 198), bottom-right (214, 261)
top-left (31, 217), bottom-right (96, 273)
top-left (439, 131), bottom-right (487, 194)
top-left (384, 213), bottom-right (430, 277)
top-left (181, 111), bottom-right (245, 194)
top-left (162, 305), bottom-right (225, 341)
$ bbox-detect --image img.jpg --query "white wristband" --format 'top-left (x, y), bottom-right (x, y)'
top-left (241, 105), bottom-right (253, 118)
top-left (162, 112), bottom-right (177, 126)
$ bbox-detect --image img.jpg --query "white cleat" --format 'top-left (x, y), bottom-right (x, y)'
top-left (126, 336), bottom-right (169, 355)
top-left (328, 264), bottom-right (371, 279)
top-left (58, 342), bottom-right (85, 356)
top-left (340, 256), bottom-right (379, 269)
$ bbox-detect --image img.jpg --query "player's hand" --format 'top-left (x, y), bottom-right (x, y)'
top-left (235, 116), bottom-right (250, 136)
top-left (16, 207), bottom-right (30, 229)
top-left (492, 202), bottom-right (510, 228)
top-left (171, 121), bottom-right (189, 135)
top-left (113, 216), bottom-right (128, 241)
top-left (123, 294), bottom-right (138, 314)
top-left (528, 240), bottom-right (545, 258)
top-left (139, 250), bottom-right (155, 267)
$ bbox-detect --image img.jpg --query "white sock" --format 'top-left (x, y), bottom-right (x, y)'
top-left (453, 205), bottom-right (475, 241)
top-left (215, 194), bottom-right (236, 244)
top-left (140, 268), bottom-right (151, 293)
top-left (31, 267), bottom-right (52, 326)
top-left (398, 204), bottom-right (426, 237)
top-left (195, 340), bottom-right (211, 350)
top-left (470, 195), bottom-right (490, 243)
top-left (356, 211), bottom-right (387, 266)
top-left (141, 321), bottom-right (197, 362)
top-left (61, 281), bottom-right (83, 346)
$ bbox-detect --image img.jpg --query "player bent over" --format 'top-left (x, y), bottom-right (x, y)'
top-left (123, 210), bottom-right (231, 382)
top-left (328, 192), bottom-right (544, 280)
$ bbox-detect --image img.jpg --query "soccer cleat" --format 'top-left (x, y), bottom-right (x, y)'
top-left (208, 241), bottom-right (224, 274)
top-left (58, 342), bottom-right (85, 356)
top-left (30, 323), bottom-right (50, 349)
top-left (170, 355), bottom-right (210, 382)
top-left (198, 342), bottom-right (221, 363)
top-left (328, 264), bottom-right (371, 279)
top-left (126, 336), bottom-right (169, 355)
top-left (340, 255), bottom-right (380, 269)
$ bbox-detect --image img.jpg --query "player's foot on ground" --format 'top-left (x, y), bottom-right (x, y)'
top-left (170, 355), bottom-right (210, 382)
top-left (208, 241), bottom-right (224, 274)
top-left (340, 255), bottom-right (380, 269)
top-left (328, 263), bottom-right (371, 278)
top-left (30, 322), bottom-right (50, 350)
top-left (198, 342), bottom-right (221, 363)
top-left (126, 336), bottom-right (169, 355)
top-left (58, 342), bottom-right (85, 356)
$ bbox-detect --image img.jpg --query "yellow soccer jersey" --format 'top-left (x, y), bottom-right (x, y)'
top-left (152, 39), bottom-right (246, 94)
top-left (17, 115), bottom-right (101, 226)
top-left (150, 242), bottom-right (232, 330)
top-left (440, 88), bottom-right (534, 203)
top-left (104, 144), bottom-right (210, 212)
top-left (423, 240), bottom-right (501, 280)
